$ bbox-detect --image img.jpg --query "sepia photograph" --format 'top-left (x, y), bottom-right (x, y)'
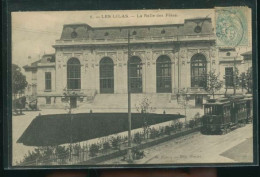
top-left (11, 8), bottom-right (254, 167)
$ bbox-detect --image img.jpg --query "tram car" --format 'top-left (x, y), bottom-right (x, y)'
top-left (201, 95), bottom-right (253, 134)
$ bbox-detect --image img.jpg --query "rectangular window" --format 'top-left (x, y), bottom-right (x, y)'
top-left (45, 72), bottom-right (51, 91)
top-left (32, 85), bottom-right (37, 95)
top-left (46, 97), bottom-right (51, 104)
top-left (32, 71), bottom-right (37, 80)
top-left (225, 67), bottom-right (234, 88)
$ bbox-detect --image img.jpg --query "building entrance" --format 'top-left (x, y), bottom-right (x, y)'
top-left (70, 97), bottom-right (77, 108)
top-left (195, 95), bottom-right (203, 108)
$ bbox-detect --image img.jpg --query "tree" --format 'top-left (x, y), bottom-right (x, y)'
top-left (233, 67), bottom-right (240, 95)
top-left (239, 72), bottom-right (246, 92)
top-left (62, 88), bottom-right (83, 161)
top-left (135, 96), bottom-right (154, 139)
top-left (12, 64), bottom-right (28, 111)
top-left (12, 64), bottom-right (28, 97)
top-left (204, 69), bottom-right (223, 99)
top-left (244, 67), bottom-right (253, 93)
top-left (177, 90), bottom-right (189, 123)
top-left (223, 67), bottom-right (240, 96)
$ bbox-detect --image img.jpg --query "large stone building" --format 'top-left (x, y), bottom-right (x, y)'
top-left (23, 17), bottom-right (251, 109)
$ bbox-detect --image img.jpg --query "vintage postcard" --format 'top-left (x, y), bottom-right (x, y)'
top-left (11, 8), bottom-right (255, 167)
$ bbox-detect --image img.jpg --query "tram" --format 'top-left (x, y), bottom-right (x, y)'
top-left (201, 95), bottom-right (253, 134)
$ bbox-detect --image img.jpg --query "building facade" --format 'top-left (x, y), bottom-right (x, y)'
top-left (23, 17), bottom-right (251, 109)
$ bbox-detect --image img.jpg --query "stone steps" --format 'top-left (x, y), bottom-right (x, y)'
top-left (78, 93), bottom-right (182, 110)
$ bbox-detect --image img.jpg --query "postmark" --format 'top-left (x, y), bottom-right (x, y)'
top-left (216, 7), bottom-right (248, 47)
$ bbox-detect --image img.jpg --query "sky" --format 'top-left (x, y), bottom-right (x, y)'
top-left (12, 9), bottom-right (215, 68)
top-left (11, 8), bottom-right (252, 70)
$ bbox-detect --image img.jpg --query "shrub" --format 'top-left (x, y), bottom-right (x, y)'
top-left (170, 123), bottom-right (177, 132)
top-left (159, 127), bottom-right (165, 136)
top-left (132, 148), bottom-right (145, 160)
top-left (194, 112), bottom-right (200, 119)
top-left (194, 117), bottom-right (201, 126)
top-left (189, 119), bottom-right (195, 129)
top-left (89, 143), bottom-right (100, 157)
top-left (111, 136), bottom-right (121, 150)
top-left (55, 146), bottom-right (69, 164)
top-left (39, 146), bottom-right (54, 164)
top-left (133, 132), bottom-right (142, 144)
top-left (122, 136), bottom-right (128, 142)
top-left (194, 112), bottom-right (201, 126)
top-left (150, 128), bottom-right (159, 139)
top-left (21, 149), bottom-right (41, 165)
top-left (102, 141), bottom-right (111, 151)
top-left (164, 126), bottom-right (171, 135)
top-left (72, 143), bottom-right (81, 157)
top-left (177, 122), bottom-right (183, 130)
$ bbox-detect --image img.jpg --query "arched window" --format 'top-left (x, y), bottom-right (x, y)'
top-left (128, 56), bottom-right (142, 93)
top-left (191, 54), bottom-right (207, 88)
top-left (67, 58), bottom-right (81, 89)
top-left (156, 55), bottom-right (172, 93)
top-left (100, 57), bottom-right (114, 93)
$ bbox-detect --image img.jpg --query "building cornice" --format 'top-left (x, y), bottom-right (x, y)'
top-left (53, 34), bottom-right (216, 48)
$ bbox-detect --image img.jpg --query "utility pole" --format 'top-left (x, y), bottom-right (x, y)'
top-left (127, 29), bottom-right (132, 162)
top-left (233, 52), bottom-right (236, 95)
top-left (69, 102), bottom-right (72, 162)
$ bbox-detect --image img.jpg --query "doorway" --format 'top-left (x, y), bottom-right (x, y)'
top-left (70, 97), bottom-right (77, 108)
top-left (195, 95), bottom-right (203, 108)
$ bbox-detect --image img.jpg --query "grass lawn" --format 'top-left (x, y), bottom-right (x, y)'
top-left (17, 112), bottom-right (184, 146)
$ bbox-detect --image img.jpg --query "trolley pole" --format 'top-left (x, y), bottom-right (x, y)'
top-left (127, 29), bottom-right (132, 162)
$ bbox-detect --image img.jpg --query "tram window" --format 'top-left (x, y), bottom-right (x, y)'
top-left (242, 103), bottom-right (246, 112)
top-left (205, 106), bottom-right (212, 115)
top-left (212, 106), bottom-right (216, 115)
top-left (212, 105), bottom-right (221, 115)
top-left (205, 105), bottom-right (222, 115)
top-left (237, 103), bottom-right (244, 113)
top-left (224, 106), bottom-right (231, 117)
top-left (238, 104), bottom-right (241, 113)
top-left (239, 103), bottom-right (245, 113)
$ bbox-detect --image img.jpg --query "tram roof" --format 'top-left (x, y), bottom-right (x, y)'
top-left (204, 97), bottom-right (230, 105)
top-left (204, 94), bottom-right (251, 106)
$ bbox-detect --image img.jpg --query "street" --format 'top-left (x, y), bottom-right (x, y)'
top-left (102, 124), bottom-right (253, 164)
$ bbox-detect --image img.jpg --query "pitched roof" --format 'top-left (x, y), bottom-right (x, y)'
top-left (23, 54), bottom-right (55, 70)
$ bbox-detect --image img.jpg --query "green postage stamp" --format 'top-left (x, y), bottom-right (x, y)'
top-left (216, 7), bottom-right (250, 47)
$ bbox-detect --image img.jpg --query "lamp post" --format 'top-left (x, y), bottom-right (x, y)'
top-left (127, 29), bottom-right (136, 162)
top-left (233, 48), bottom-right (240, 95)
